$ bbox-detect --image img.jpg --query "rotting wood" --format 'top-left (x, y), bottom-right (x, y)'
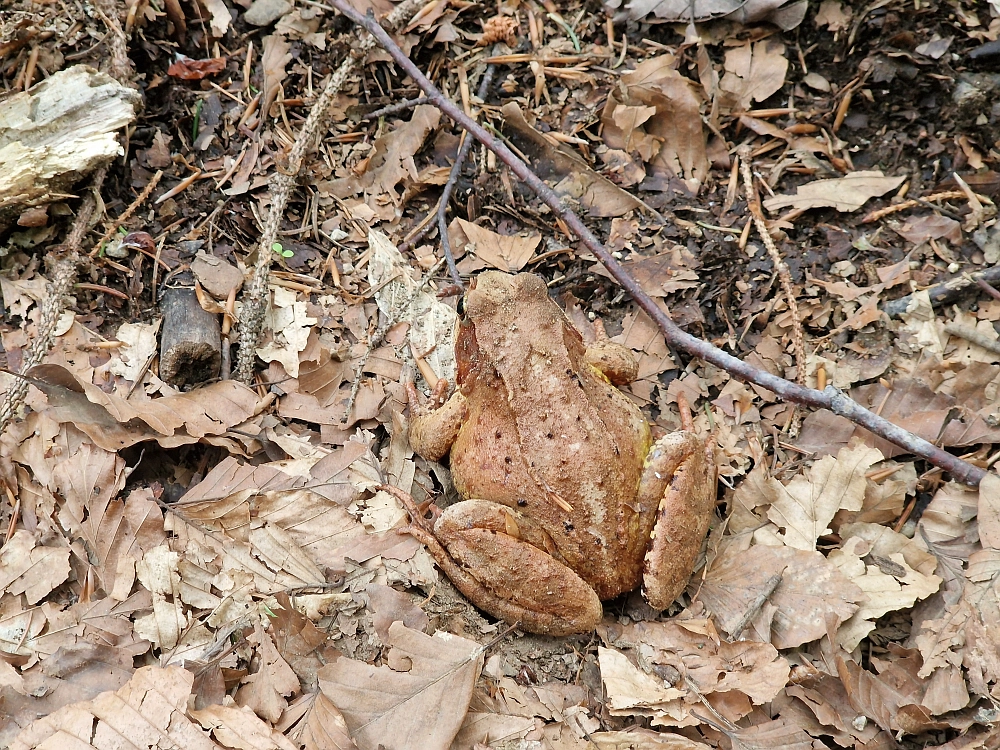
top-left (160, 286), bottom-right (222, 386)
top-left (0, 64), bottom-right (141, 231)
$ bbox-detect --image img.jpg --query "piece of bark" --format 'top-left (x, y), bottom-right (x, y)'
top-left (159, 287), bottom-right (222, 386)
top-left (0, 65), bottom-right (142, 231)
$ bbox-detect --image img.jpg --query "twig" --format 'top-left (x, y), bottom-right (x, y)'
top-left (860, 190), bottom-right (989, 223)
top-left (233, 0), bottom-right (424, 385)
top-left (737, 145), bottom-right (806, 388)
top-left (0, 168), bottom-right (107, 431)
top-left (882, 265), bottom-right (1000, 319)
top-left (88, 169), bottom-right (163, 257)
top-left (438, 61), bottom-right (497, 286)
top-left (326, 0), bottom-right (987, 487)
top-left (362, 96), bottom-right (431, 120)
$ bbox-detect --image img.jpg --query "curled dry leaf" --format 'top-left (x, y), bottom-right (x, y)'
top-left (166, 56), bottom-right (227, 80)
top-left (317, 621), bottom-right (482, 750)
top-left (600, 619), bottom-right (790, 727)
top-left (696, 544), bottom-right (862, 649)
top-left (764, 441), bottom-right (884, 551)
top-left (190, 703), bottom-right (299, 749)
top-left (718, 39), bottom-right (790, 113)
top-left (763, 171), bottom-right (907, 213)
top-left (502, 102), bottom-right (647, 217)
top-left (0, 530), bottom-right (70, 605)
top-left (15, 363), bottom-right (265, 451)
top-left (605, 0), bottom-right (807, 30)
top-left (600, 56), bottom-right (709, 194)
top-left (449, 218), bottom-right (541, 273)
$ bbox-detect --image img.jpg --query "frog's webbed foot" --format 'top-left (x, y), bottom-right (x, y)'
top-left (406, 379), bottom-right (467, 462)
top-left (583, 319), bottom-right (638, 385)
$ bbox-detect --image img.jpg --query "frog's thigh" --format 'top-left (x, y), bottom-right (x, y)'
top-left (640, 432), bottom-right (716, 610)
top-left (432, 500), bottom-right (603, 636)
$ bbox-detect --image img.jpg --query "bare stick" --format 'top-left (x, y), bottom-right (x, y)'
top-left (0, 168), bottom-right (106, 431)
top-left (738, 145), bottom-right (805, 388)
top-left (326, 0), bottom-right (986, 486)
top-left (438, 62), bottom-right (497, 285)
top-left (234, 0), bottom-right (424, 385)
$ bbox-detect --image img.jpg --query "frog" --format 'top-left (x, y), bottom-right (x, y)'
top-left (399, 271), bottom-right (716, 636)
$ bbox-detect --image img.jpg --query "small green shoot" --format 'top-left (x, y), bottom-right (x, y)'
top-left (272, 242), bottom-right (293, 258)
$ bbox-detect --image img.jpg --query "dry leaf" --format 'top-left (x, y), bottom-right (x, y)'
top-left (763, 171), bottom-right (907, 213)
top-left (0, 530), bottom-right (70, 605)
top-left (236, 624), bottom-right (301, 723)
top-left (600, 56), bottom-right (709, 193)
top-left (765, 442), bottom-right (883, 550)
top-left (10, 665), bottom-right (214, 750)
top-left (257, 285), bottom-right (317, 377)
top-left (977, 472), bottom-right (1000, 550)
top-left (502, 102), bottom-right (647, 216)
top-left (607, 0), bottom-right (807, 29)
top-left (367, 229), bottom-right (457, 387)
top-left (718, 39), bottom-right (789, 113)
top-left (317, 621), bottom-right (482, 750)
top-left (450, 218), bottom-right (541, 272)
top-left (296, 691), bottom-right (360, 750)
top-left (697, 545), bottom-right (862, 649)
top-left (191, 703), bottom-right (299, 749)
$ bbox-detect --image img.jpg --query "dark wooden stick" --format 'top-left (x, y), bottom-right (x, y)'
top-left (328, 1), bottom-right (987, 487)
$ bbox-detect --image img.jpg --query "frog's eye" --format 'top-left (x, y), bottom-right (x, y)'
top-left (457, 294), bottom-right (467, 317)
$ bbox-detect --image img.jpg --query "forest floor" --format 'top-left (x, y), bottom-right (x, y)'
top-left (1, 0), bottom-right (1000, 748)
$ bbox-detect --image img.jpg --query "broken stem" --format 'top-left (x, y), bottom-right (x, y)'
top-left (328, 0), bottom-right (987, 487)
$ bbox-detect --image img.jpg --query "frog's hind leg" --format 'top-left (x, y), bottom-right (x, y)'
top-left (640, 432), bottom-right (716, 610)
top-left (385, 488), bottom-right (602, 635)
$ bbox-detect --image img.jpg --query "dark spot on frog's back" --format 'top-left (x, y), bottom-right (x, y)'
top-left (517, 498), bottom-right (527, 506)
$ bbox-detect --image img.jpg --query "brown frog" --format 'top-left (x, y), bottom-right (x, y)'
top-left (400, 271), bottom-right (715, 635)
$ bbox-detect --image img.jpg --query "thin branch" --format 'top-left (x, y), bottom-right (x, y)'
top-left (326, 0), bottom-right (987, 487)
top-left (438, 61), bottom-right (497, 286)
top-left (737, 145), bottom-right (805, 388)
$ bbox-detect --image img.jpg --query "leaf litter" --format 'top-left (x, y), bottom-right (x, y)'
top-left (3, 0), bottom-right (1000, 749)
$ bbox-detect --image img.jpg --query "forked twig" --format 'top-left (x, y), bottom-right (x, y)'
top-left (326, 0), bottom-right (986, 486)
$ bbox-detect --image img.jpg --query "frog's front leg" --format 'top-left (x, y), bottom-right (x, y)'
top-left (407, 380), bottom-right (467, 462)
top-left (583, 320), bottom-right (638, 385)
top-left (383, 487), bottom-right (602, 635)
top-left (639, 431), bottom-right (716, 610)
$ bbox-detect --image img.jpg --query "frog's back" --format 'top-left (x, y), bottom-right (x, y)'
top-left (451, 272), bottom-right (652, 598)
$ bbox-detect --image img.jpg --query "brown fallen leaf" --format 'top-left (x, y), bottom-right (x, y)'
top-left (294, 690), bottom-right (360, 750)
top-left (11, 364), bottom-right (265, 451)
top-left (600, 56), bottom-right (709, 193)
top-left (318, 620), bottom-right (482, 750)
top-left (763, 171), bottom-right (907, 213)
top-left (606, 0), bottom-right (807, 30)
top-left (763, 441), bottom-right (883, 551)
top-left (167, 56), bottom-right (227, 80)
top-left (696, 544), bottom-right (862, 649)
top-left (10, 665), bottom-right (216, 750)
top-left (0, 530), bottom-right (70, 605)
top-left (449, 217), bottom-right (541, 272)
top-left (718, 39), bottom-right (790, 113)
top-left (191, 703), bottom-right (299, 749)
